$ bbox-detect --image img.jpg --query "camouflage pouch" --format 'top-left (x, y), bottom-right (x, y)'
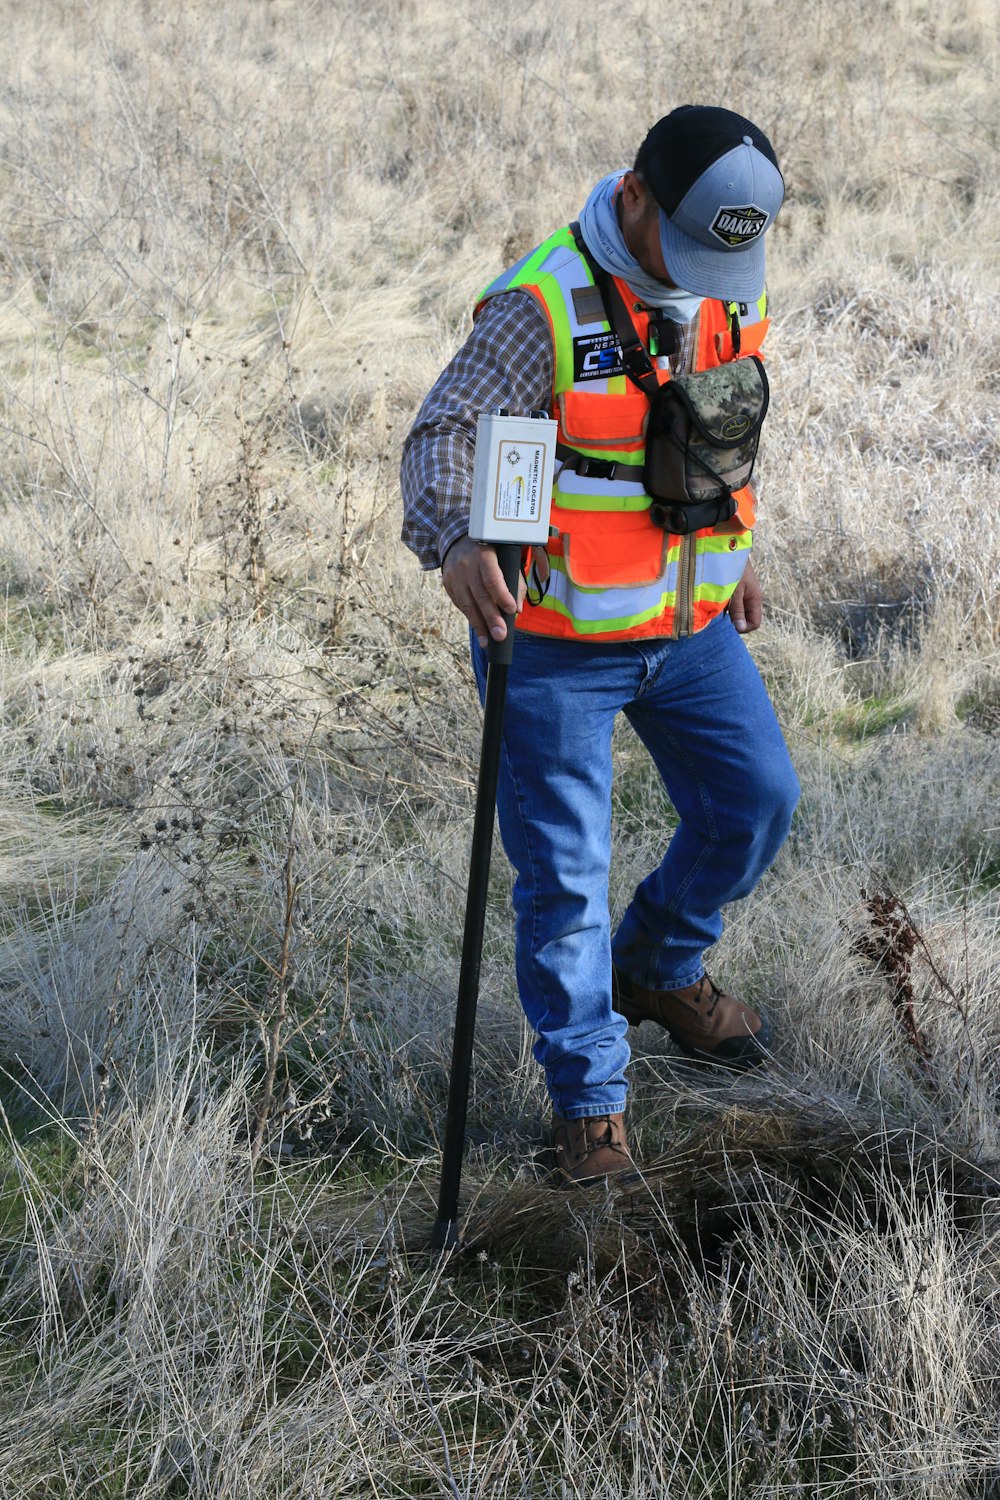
top-left (644, 355), bottom-right (769, 535)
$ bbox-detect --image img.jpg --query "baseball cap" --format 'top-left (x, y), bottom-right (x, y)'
top-left (636, 105), bottom-right (784, 302)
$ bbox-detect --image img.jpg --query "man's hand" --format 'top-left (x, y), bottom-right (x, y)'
top-left (729, 556), bottom-right (763, 634)
top-left (441, 536), bottom-right (525, 648)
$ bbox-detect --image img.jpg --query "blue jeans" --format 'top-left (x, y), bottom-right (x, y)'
top-left (472, 613), bottom-right (799, 1120)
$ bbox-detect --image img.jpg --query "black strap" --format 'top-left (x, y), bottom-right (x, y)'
top-left (570, 219), bottom-right (736, 375)
top-left (569, 222), bottom-right (661, 400)
top-left (555, 444), bottom-right (622, 481)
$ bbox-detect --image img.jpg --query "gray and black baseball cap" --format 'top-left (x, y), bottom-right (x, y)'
top-left (636, 105), bottom-right (784, 302)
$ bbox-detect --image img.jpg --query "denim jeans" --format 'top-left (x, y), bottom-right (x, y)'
top-left (471, 612), bottom-right (799, 1120)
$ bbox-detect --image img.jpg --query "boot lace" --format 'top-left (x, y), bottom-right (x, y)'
top-left (582, 1115), bottom-right (629, 1160)
top-left (697, 975), bottom-right (723, 1018)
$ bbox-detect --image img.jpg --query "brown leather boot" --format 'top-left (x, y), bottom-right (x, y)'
top-left (551, 1111), bottom-right (636, 1186)
top-left (613, 969), bottom-right (772, 1070)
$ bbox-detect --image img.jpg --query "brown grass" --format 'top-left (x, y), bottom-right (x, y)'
top-left (0, 0), bottom-right (996, 1493)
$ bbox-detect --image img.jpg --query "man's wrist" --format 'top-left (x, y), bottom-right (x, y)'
top-left (438, 514), bottom-right (472, 570)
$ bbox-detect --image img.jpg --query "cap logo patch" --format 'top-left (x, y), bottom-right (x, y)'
top-left (710, 204), bottom-right (769, 248)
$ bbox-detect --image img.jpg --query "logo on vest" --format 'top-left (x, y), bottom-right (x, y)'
top-left (573, 332), bottom-right (625, 383)
top-left (710, 205), bottom-right (768, 248)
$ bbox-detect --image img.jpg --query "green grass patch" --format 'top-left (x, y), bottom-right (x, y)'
top-left (0, 1098), bottom-right (77, 1271)
top-left (832, 693), bottom-right (915, 741)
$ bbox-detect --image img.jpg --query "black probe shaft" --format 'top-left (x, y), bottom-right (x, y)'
top-left (431, 542), bottom-right (521, 1250)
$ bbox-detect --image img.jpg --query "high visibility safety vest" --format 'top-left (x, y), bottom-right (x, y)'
top-left (476, 225), bottom-right (770, 642)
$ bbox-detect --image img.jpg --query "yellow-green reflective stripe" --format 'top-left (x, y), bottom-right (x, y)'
top-left (698, 531), bottom-right (752, 553)
top-left (543, 537), bottom-right (740, 595)
top-left (695, 536), bottom-right (752, 589)
top-left (541, 277), bottom-right (575, 379)
top-left (527, 591), bottom-right (675, 635)
top-left (535, 533), bottom-right (747, 634)
top-left (545, 552), bottom-right (679, 613)
top-left (553, 488), bottom-right (650, 513)
top-left (494, 231), bottom-right (573, 297)
top-left (527, 580), bottom-right (738, 636)
top-left (540, 234), bottom-right (595, 381)
top-left (695, 581), bottom-right (740, 604)
top-left (482, 230), bottom-right (582, 373)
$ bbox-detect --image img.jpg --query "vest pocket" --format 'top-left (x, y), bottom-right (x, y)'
top-left (558, 390), bottom-right (648, 450)
top-left (554, 506), bottom-right (668, 588)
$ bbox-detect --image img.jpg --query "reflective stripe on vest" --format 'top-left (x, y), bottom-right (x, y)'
top-left (530, 529), bottom-right (753, 640)
top-left (477, 228), bottom-right (768, 641)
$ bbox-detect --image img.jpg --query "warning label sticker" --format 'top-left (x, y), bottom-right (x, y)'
top-left (493, 440), bottom-right (545, 524)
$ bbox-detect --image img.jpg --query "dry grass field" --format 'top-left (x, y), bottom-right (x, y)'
top-left (0, 0), bottom-right (997, 1494)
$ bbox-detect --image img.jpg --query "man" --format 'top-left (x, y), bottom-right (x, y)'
top-left (400, 105), bottom-right (799, 1184)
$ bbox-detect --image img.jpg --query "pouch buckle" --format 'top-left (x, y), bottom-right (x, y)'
top-left (576, 457), bottom-right (618, 480)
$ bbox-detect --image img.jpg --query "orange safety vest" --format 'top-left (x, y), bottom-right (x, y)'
top-left (476, 224), bottom-right (770, 641)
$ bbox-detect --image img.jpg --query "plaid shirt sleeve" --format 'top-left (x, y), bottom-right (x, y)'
top-left (400, 291), bottom-right (554, 570)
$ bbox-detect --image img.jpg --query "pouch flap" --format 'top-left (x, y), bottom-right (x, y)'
top-left (667, 355), bottom-right (769, 449)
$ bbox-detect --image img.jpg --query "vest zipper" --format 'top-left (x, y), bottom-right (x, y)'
top-left (672, 533), bottom-right (696, 639)
top-left (669, 309), bottom-right (698, 640)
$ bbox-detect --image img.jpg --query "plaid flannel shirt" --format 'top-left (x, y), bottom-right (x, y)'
top-left (400, 286), bottom-right (697, 570)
